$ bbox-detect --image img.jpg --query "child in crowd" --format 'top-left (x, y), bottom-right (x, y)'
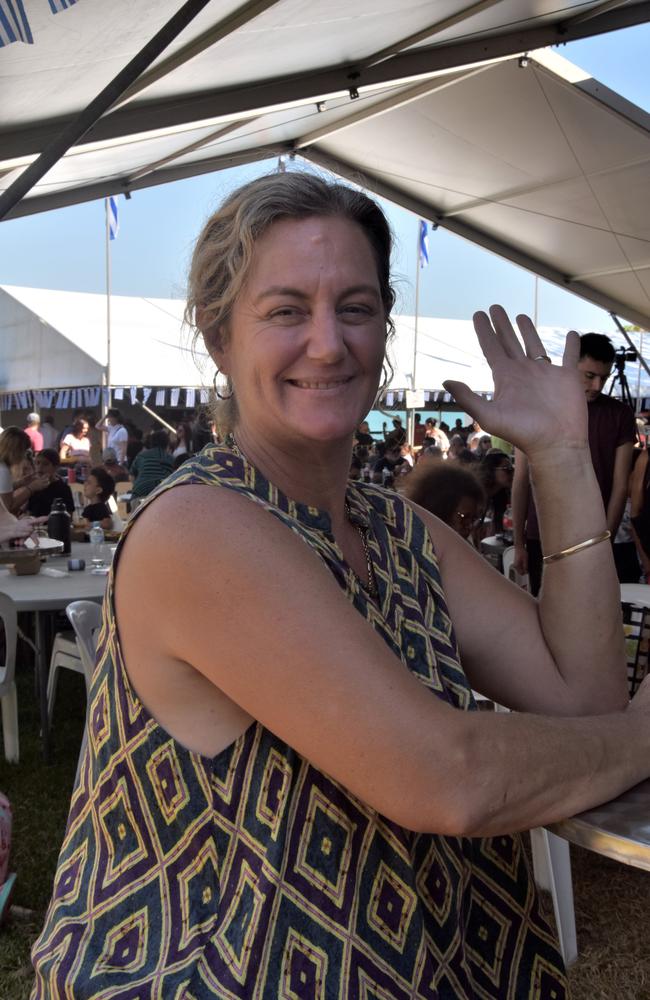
top-left (81, 467), bottom-right (115, 530)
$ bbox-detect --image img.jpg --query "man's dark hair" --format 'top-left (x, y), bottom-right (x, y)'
top-left (107, 408), bottom-right (123, 422)
top-left (39, 448), bottom-right (60, 467)
top-left (149, 429), bottom-right (170, 450)
top-left (89, 467), bottom-right (115, 501)
top-left (580, 333), bottom-right (615, 365)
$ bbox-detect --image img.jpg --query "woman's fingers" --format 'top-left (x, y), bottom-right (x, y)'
top-left (515, 313), bottom-right (548, 359)
top-left (489, 304), bottom-right (526, 358)
top-left (472, 311), bottom-right (504, 368)
top-left (443, 381), bottom-right (489, 426)
top-left (562, 330), bottom-right (581, 367)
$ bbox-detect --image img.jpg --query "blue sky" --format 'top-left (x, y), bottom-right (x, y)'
top-left (1, 23), bottom-right (648, 334)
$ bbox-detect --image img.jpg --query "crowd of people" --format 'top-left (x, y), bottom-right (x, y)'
top-left (351, 414), bottom-right (515, 544)
top-left (0, 407), bottom-right (219, 540)
top-left (357, 334), bottom-right (650, 591)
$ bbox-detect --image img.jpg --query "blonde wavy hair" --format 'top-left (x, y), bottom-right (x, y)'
top-left (185, 172), bottom-right (396, 435)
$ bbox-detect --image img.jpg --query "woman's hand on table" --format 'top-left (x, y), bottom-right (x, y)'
top-left (443, 304), bottom-right (587, 461)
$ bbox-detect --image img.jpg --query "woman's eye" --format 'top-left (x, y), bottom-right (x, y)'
top-left (268, 306), bottom-right (303, 319)
top-left (340, 304), bottom-right (375, 320)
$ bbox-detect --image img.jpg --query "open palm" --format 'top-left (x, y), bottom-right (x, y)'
top-left (444, 305), bottom-right (588, 459)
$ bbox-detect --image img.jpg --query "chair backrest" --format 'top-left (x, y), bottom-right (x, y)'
top-left (0, 592), bottom-right (17, 690)
top-left (502, 546), bottom-right (515, 580)
top-left (620, 583), bottom-right (650, 607)
top-left (620, 584), bottom-right (650, 696)
top-left (65, 600), bottom-right (102, 684)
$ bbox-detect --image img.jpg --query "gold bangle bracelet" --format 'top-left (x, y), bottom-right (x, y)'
top-left (542, 529), bottom-right (611, 565)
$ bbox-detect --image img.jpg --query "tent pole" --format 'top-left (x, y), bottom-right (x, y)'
top-left (409, 228), bottom-right (421, 448)
top-left (104, 199), bottom-right (112, 417)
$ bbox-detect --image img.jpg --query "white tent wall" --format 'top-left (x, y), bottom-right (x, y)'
top-left (2, 286), bottom-right (649, 409)
top-left (0, 287), bottom-right (103, 392)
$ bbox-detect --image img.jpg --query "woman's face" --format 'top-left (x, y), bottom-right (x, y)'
top-left (450, 496), bottom-right (481, 540)
top-left (76, 421), bottom-right (89, 439)
top-left (216, 215), bottom-right (387, 447)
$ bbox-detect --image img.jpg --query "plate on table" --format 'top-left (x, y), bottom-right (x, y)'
top-left (0, 537), bottom-right (64, 562)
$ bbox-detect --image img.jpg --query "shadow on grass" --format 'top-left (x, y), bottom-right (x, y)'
top-left (0, 653), bottom-right (85, 1000)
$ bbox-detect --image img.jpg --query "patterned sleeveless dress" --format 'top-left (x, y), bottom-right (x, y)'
top-left (32, 444), bottom-right (567, 999)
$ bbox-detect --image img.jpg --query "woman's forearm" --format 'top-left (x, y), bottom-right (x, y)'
top-left (443, 703), bottom-right (650, 837)
top-left (528, 446), bottom-right (627, 711)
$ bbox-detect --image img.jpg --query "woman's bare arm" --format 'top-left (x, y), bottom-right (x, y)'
top-left (441, 308), bottom-right (626, 716)
top-left (115, 484), bottom-right (650, 838)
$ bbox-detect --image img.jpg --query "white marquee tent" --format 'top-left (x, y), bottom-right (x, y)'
top-left (2, 284), bottom-right (648, 411)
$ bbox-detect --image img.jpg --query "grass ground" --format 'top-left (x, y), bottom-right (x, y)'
top-left (0, 654), bottom-right (85, 1000)
top-left (1, 656), bottom-right (650, 999)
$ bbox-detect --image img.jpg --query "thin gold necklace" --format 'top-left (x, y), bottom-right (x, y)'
top-left (345, 499), bottom-right (378, 599)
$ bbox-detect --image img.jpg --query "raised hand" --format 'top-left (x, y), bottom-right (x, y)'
top-left (443, 305), bottom-right (588, 460)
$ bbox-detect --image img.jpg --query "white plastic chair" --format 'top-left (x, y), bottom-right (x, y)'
top-left (0, 593), bottom-right (19, 762)
top-left (46, 632), bottom-right (85, 728)
top-left (46, 602), bottom-right (102, 728)
top-left (620, 582), bottom-right (650, 606)
top-left (65, 601), bottom-right (102, 785)
top-left (502, 545), bottom-right (515, 579)
top-left (65, 601), bottom-right (102, 681)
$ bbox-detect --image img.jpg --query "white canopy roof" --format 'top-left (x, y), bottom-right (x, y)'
top-left (1, 1), bottom-right (650, 328)
top-left (2, 284), bottom-right (648, 399)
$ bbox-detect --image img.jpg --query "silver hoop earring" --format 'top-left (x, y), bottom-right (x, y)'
top-left (213, 369), bottom-right (234, 400)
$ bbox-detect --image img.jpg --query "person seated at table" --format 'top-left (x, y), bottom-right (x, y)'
top-left (401, 461), bottom-right (486, 541)
top-left (35, 171), bottom-right (650, 1000)
top-left (26, 449), bottom-right (75, 519)
top-left (59, 417), bottom-right (92, 476)
top-left (81, 467), bottom-right (115, 530)
top-left (476, 450), bottom-right (513, 535)
top-left (0, 427), bottom-right (49, 515)
top-left (130, 430), bottom-right (174, 499)
top-left (98, 447), bottom-right (131, 484)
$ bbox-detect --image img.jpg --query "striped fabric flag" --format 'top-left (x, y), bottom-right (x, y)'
top-left (418, 220), bottom-right (429, 268)
top-left (107, 196), bottom-right (119, 240)
top-left (48, 0), bottom-right (80, 12)
top-left (0, 0), bottom-right (32, 46)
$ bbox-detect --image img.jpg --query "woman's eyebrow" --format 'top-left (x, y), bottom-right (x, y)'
top-left (254, 284), bottom-right (380, 303)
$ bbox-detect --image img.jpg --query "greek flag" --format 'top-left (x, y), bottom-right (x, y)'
top-left (48, 0), bottom-right (80, 12)
top-left (107, 196), bottom-right (119, 241)
top-left (418, 220), bottom-right (429, 268)
top-left (0, 0), bottom-right (32, 46)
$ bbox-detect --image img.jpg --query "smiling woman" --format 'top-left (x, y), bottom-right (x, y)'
top-left (32, 172), bottom-right (650, 1000)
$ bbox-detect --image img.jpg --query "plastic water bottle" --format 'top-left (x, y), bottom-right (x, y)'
top-left (89, 522), bottom-right (105, 569)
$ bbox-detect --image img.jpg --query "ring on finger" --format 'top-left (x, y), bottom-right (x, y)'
top-left (532, 355), bottom-right (551, 362)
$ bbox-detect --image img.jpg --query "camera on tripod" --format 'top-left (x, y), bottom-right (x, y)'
top-left (614, 345), bottom-right (637, 370)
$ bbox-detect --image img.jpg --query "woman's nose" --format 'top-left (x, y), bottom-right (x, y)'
top-left (306, 310), bottom-right (347, 363)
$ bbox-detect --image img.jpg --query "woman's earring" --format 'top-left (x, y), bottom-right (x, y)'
top-left (213, 369), bottom-right (233, 400)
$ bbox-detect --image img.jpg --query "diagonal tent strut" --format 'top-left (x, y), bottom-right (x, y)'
top-left (3, 2), bottom-right (650, 166)
top-left (0, 0), bottom-right (282, 222)
top-left (300, 145), bottom-right (650, 332)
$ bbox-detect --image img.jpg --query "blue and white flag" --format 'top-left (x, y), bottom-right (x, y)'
top-left (418, 220), bottom-right (429, 268)
top-left (0, 0), bottom-right (32, 46)
top-left (48, 0), bottom-right (80, 13)
top-left (107, 196), bottom-right (119, 240)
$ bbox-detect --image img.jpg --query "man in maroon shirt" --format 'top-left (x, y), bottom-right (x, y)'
top-left (24, 412), bottom-right (43, 453)
top-left (512, 333), bottom-right (636, 595)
